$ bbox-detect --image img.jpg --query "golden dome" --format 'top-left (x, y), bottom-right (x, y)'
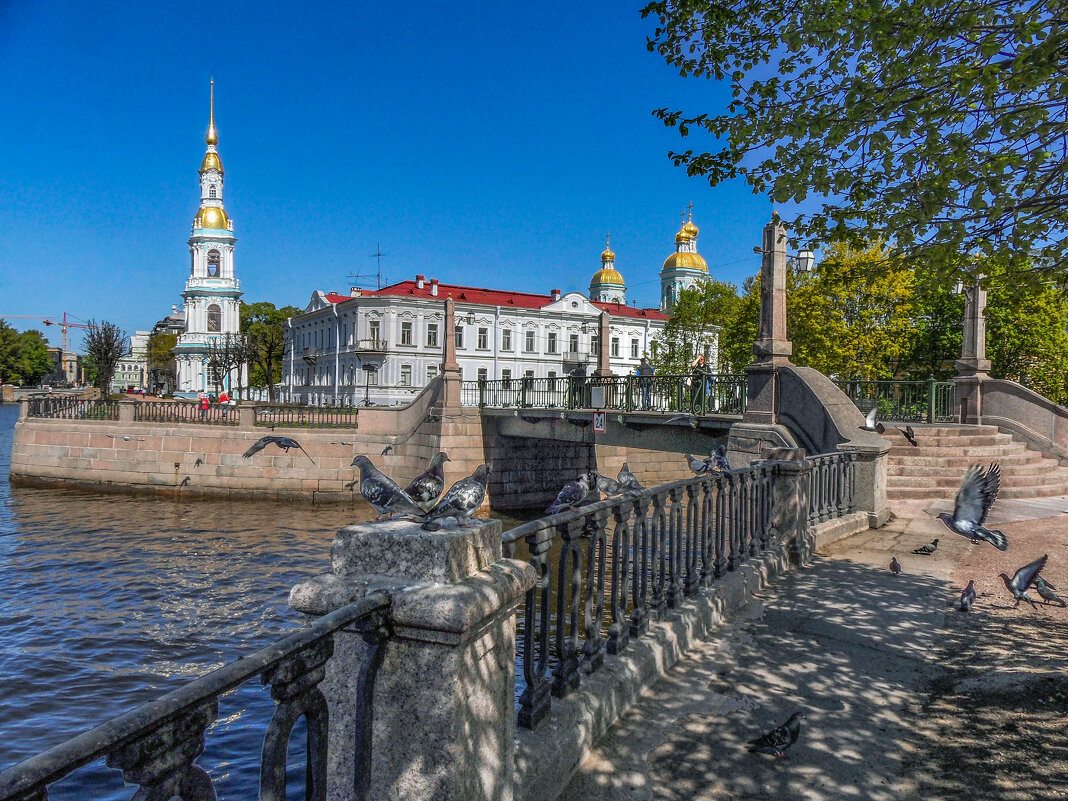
top-left (601, 245), bottom-right (615, 263)
top-left (194, 206), bottom-right (229, 229)
top-left (662, 252), bottom-right (708, 273)
top-left (675, 230), bottom-right (691, 245)
top-left (200, 151), bottom-right (223, 173)
top-left (591, 267), bottom-right (625, 286)
top-left (683, 218), bottom-right (699, 238)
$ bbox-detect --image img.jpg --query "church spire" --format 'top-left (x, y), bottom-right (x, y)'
top-left (205, 77), bottom-right (218, 146)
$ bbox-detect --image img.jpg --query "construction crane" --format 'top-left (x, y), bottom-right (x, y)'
top-left (0, 313), bottom-right (92, 353)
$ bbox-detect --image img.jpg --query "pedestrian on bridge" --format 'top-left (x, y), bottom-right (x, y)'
top-left (690, 354), bottom-right (709, 412)
top-left (637, 357), bottom-right (654, 410)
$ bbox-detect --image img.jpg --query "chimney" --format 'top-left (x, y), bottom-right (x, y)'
top-left (550, 288), bottom-right (561, 302)
top-left (416, 274), bottom-right (426, 289)
top-left (350, 287), bottom-right (362, 297)
top-left (430, 279), bottom-right (439, 297)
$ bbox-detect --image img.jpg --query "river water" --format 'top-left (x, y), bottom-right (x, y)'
top-left (0, 404), bottom-right (527, 799)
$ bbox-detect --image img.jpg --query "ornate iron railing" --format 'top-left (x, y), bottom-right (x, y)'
top-left (461, 373), bottom-right (747, 415)
top-left (503, 463), bottom-right (775, 730)
top-left (134, 401), bottom-right (239, 425)
top-left (0, 592), bottom-right (391, 801)
top-left (834, 378), bottom-right (957, 423)
top-left (255, 405), bottom-right (360, 428)
top-left (25, 398), bottom-right (119, 420)
top-left (806, 452), bottom-right (858, 526)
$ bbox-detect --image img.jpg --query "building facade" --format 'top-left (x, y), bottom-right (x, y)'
top-left (173, 81), bottom-right (246, 398)
top-left (110, 332), bottom-right (150, 393)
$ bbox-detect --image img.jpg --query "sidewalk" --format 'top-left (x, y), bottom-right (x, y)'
top-left (560, 497), bottom-right (1068, 801)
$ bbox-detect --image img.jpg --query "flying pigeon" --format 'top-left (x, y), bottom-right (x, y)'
top-left (667, 413), bottom-right (699, 428)
top-left (404, 451), bottom-right (451, 508)
top-left (108, 434), bottom-right (145, 442)
top-left (686, 454), bottom-right (711, 475)
top-left (546, 473), bottom-right (594, 514)
top-left (898, 426), bottom-right (918, 447)
top-left (861, 406), bottom-right (886, 434)
top-left (746, 711), bottom-right (803, 758)
top-left (912, 538), bottom-right (939, 555)
top-left (1034, 576), bottom-right (1067, 607)
top-left (710, 444), bottom-right (730, 472)
top-left (998, 554), bottom-right (1048, 609)
top-left (617, 462), bottom-right (644, 492)
top-left (422, 464), bottom-right (491, 530)
top-left (350, 455), bottom-right (425, 521)
top-left (937, 463), bottom-right (1008, 550)
top-left (242, 435), bottom-right (314, 462)
top-left (960, 580), bottom-right (977, 612)
top-left (890, 556), bottom-right (902, 576)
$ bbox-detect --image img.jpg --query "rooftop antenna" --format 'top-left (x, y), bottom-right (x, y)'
top-left (346, 242), bottom-right (388, 291)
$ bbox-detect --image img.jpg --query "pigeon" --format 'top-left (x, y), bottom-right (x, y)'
top-left (686, 454), bottom-right (711, 475)
top-left (998, 554), bottom-right (1048, 609)
top-left (937, 463), bottom-right (1008, 550)
top-left (422, 464), bottom-right (491, 530)
top-left (1034, 576), bottom-right (1067, 607)
top-left (617, 462), bottom-right (644, 492)
top-left (746, 711), bottom-right (803, 758)
top-left (898, 425), bottom-right (918, 447)
top-left (404, 451), bottom-right (451, 508)
top-left (242, 435), bottom-right (314, 462)
top-left (960, 580), bottom-right (977, 612)
top-left (594, 472), bottom-right (629, 497)
top-left (710, 444), bottom-right (730, 472)
top-left (861, 406), bottom-right (886, 434)
top-left (912, 538), bottom-right (939, 555)
top-left (890, 556), bottom-right (902, 576)
top-left (193, 457), bottom-right (204, 468)
top-left (381, 445), bottom-right (394, 456)
top-left (666, 413), bottom-right (699, 428)
top-left (350, 455), bottom-right (426, 521)
top-left (108, 434), bottom-right (145, 442)
top-left (546, 473), bottom-right (594, 514)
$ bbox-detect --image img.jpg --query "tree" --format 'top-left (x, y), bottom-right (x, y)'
top-left (146, 332), bottom-right (178, 394)
top-left (204, 333), bottom-right (246, 397)
top-left (895, 284), bottom-right (965, 380)
top-left (0, 321), bottom-right (52, 385)
top-left (642, 0), bottom-right (1068, 285)
top-left (241, 302), bottom-right (300, 402)
top-left (83, 320), bottom-right (129, 394)
top-left (986, 276), bottom-right (1068, 403)
top-left (649, 280), bottom-right (732, 373)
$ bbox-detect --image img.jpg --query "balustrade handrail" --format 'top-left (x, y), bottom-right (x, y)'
top-left (0, 590), bottom-right (391, 801)
top-left (834, 377), bottom-right (957, 423)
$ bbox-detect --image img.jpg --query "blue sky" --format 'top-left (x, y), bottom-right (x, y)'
top-left (0, 1), bottom-right (790, 348)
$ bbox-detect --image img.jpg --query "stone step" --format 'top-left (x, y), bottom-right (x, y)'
top-left (887, 460), bottom-right (1061, 477)
top-left (887, 442), bottom-right (1027, 458)
top-left (887, 471), bottom-right (1068, 489)
top-left (883, 424), bottom-right (1000, 436)
top-left (888, 430), bottom-right (1013, 445)
top-left (889, 452), bottom-right (1048, 468)
top-left (887, 482), bottom-right (1068, 500)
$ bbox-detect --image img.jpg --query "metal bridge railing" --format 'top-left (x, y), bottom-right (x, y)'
top-left (254, 405), bottom-right (360, 428)
top-left (833, 378), bottom-right (958, 423)
top-left (26, 398), bottom-right (119, 421)
top-left (133, 401), bottom-right (239, 425)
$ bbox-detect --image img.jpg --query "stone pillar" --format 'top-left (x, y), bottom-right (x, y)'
top-left (837, 441), bottom-right (891, 528)
top-left (18, 398), bottom-right (29, 421)
top-left (745, 216), bottom-right (793, 425)
top-left (593, 310), bottom-right (611, 377)
top-left (766, 447), bottom-right (812, 565)
top-left (291, 519), bottom-right (535, 801)
top-left (954, 276), bottom-right (990, 423)
top-left (238, 405), bottom-right (255, 429)
top-left (118, 398), bottom-right (136, 424)
top-left (440, 297), bottom-right (463, 409)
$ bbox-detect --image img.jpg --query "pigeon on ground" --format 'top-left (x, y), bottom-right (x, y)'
top-left (546, 473), bottom-right (594, 514)
top-left (960, 580), bottom-right (977, 612)
top-left (108, 434), bottom-right (145, 442)
top-left (666, 413), bottom-right (699, 428)
top-left (898, 426), bottom-right (918, 447)
top-left (746, 712), bottom-right (803, 758)
top-left (1034, 576), bottom-right (1067, 607)
top-left (350, 455), bottom-right (425, 521)
top-left (861, 406), bottom-right (886, 434)
top-left (404, 451), bottom-right (451, 508)
top-left (710, 444), bottom-right (730, 472)
top-left (242, 435), bottom-right (314, 462)
top-left (617, 463), bottom-right (644, 492)
top-left (686, 454), bottom-right (711, 475)
top-left (422, 464), bottom-right (491, 530)
top-left (937, 463), bottom-right (1008, 550)
top-left (890, 556), bottom-right (902, 576)
top-left (998, 554), bottom-right (1048, 609)
top-left (912, 538), bottom-right (939, 555)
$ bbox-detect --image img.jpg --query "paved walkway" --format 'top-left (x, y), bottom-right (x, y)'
top-left (560, 496), bottom-right (1068, 801)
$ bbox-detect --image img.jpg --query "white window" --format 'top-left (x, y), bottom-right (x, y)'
top-left (477, 367), bottom-right (488, 382)
top-left (367, 367), bottom-right (378, 386)
top-left (477, 327), bottom-right (489, 349)
top-left (631, 338), bottom-right (640, 359)
top-left (591, 335), bottom-right (599, 354)
top-left (502, 368), bottom-right (512, 386)
top-left (524, 330), bottom-right (536, 352)
top-left (547, 332), bottom-right (558, 354)
top-left (400, 364), bottom-right (412, 386)
top-left (426, 364), bottom-right (438, 383)
top-left (400, 321), bottom-right (413, 346)
top-left (368, 320), bottom-right (380, 345)
top-left (426, 323), bottom-right (438, 348)
top-left (455, 325), bottom-right (464, 349)
top-left (502, 329), bottom-right (512, 351)
top-left (206, 304), bottom-right (221, 332)
top-left (611, 337), bottom-right (620, 357)
top-left (525, 369), bottom-right (534, 378)
top-left (569, 333), bottom-right (579, 353)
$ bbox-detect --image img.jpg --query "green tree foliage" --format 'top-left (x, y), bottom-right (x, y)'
top-left (649, 280), bottom-right (733, 373)
top-left (895, 284), bottom-right (965, 379)
top-left (0, 320), bottom-right (53, 385)
top-left (642, 0), bottom-right (1068, 284)
top-left (987, 278), bottom-right (1068, 404)
top-left (83, 320), bottom-right (129, 393)
top-left (241, 301), bottom-right (301, 402)
top-left (146, 332), bottom-right (178, 394)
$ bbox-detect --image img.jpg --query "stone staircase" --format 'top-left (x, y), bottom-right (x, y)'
top-left (885, 424), bottom-right (1068, 500)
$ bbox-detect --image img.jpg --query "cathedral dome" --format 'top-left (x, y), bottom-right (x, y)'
top-left (200, 151), bottom-right (223, 173)
top-left (591, 267), bottom-right (625, 286)
top-left (662, 252), bottom-right (708, 273)
top-left (601, 243), bottom-right (615, 263)
top-left (674, 230), bottom-right (691, 245)
top-left (195, 206), bottom-right (229, 229)
top-left (682, 219), bottom-right (699, 238)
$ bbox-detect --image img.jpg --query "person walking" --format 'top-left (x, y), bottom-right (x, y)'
top-left (637, 357), bottom-right (654, 410)
top-left (198, 392), bottom-right (210, 419)
top-left (690, 354), bottom-right (709, 412)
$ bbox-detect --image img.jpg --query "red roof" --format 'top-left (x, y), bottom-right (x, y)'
top-left (324, 280), bottom-right (669, 321)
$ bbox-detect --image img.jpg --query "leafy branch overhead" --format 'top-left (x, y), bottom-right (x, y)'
top-left (641, 0), bottom-right (1068, 283)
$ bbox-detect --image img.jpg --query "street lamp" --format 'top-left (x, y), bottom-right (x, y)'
top-left (753, 246), bottom-right (816, 272)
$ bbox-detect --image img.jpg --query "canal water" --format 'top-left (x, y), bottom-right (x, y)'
top-left (0, 404), bottom-right (528, 799)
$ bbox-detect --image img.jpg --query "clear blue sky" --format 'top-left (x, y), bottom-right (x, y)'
top-left (0, 1), bottom-right (792, 349)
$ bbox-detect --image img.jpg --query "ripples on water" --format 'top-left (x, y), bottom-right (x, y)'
top-left (0, 404), bottom-right (524, 799)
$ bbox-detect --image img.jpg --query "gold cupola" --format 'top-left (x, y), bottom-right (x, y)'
top-left (199, 78), bottom-right (224, 174)
top-left (682, 209), bottom-right (699, 239)
top-left (591, 234), bottom-right (624, 286)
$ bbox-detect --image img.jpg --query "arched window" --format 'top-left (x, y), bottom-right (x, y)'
top-left (207, 304), bottom-right (221, 332)
top-left (207, 250), bottom-right (221, 277)
top-left (208, 186), bottom-right (217, 198)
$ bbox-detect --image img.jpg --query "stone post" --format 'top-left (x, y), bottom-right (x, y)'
top-left (954, 276), bottom-right (990, 423)
top-left (440, 297), bottom-right (463, 410)
top-left (744, 216), bottom-right (793, 425)
top-left (238, 405), bottom-right (255, 429)
top-left (766, 447), bottom-right (812, 565)
top-left (837, 441), bottom-right (891, 528)
top-left (118, 398), bottom-right (136, 424)
top-left (593, 310), bottom-right (611, 377)
top-left (290, 519), bottom-right (535, 801)
top-left (19, 398), bottom-right (29, 421)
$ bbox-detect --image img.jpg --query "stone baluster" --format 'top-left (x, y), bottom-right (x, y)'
top-left (552, 517), bottom-right (584, 698)
top-left (629, 496), bottom-right (651, 638)
top-left (607, 502), bottom-right (632, 655)
top-left (764, 448), bottom-right (814, 565)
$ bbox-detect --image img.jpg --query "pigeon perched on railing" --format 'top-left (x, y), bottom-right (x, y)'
top-left (746, 711), bottom-right (803, 758)
top-left (937, 463), bottom-right (1008, 550)
top-left (350, 455), bottom-right (426, 521)
top-left (594, 472), bottom-right (631, 497)
top-left (404, 451), bottom-right (451, 508)
top-left (960, 580), bottom-right (977, 612)
top-left (860, 406), bottom-right (886, 434)
top-left (998, 554), bottom-right (1048, 609)
top-left (710, 444), bottom-right (730, 472)
top-left (686, 454), bottom-right (711, 475)
top-left (898, 425), bottom-right (918, 447)
top-left (242, 435), bottom-right (314, 462)
top-left (912, 539), bottom-right (939, 555)
top-left (421, 464), bottom-right (491, 530)
top-left (1034, 576), bottom-right (1066, 607)
top-left (546, 473), bottom-right (594, 514)
top-left (890, 557), bottom-right (902, 576)
top-left (617, 462), bottom-right (643, 492)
